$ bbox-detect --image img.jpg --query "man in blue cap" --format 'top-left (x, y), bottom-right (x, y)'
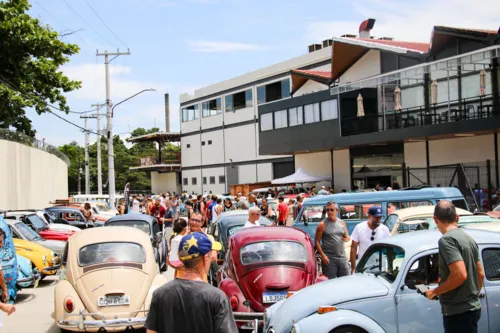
top-left (349, 205), bottom-right (391, 274)
top-left (145, 232), bottom-right (236, 333)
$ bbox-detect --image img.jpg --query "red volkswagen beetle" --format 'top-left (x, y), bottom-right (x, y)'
top-left (218, 226), bottom-right (327, 330)
top-left (4, 211), bottom-right (75, 241)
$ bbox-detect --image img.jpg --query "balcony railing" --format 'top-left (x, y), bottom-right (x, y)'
top-left (0, 128), bottom-right (70, 166)
top-left (341, 94), bottom-right (499, 136)
top-left (139, 153), bottom-right (181, 166)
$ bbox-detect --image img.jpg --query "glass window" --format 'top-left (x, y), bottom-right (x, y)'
top-left (225, 89), bottom-right (253, 112)
top-left (404, 253), bottom-right (440, 285)
top-left (304, 103), bottom-right (320, 124)
top-left (183, 178), bottom-right (188, 185)
top-left (289, 107), bottom-right (303, 126)
top-left (225, 95), bottom-right (233, 112)
top-left (274, 110), bottom-right (287, 129)
top-left (452, 199), bottom-right (468, 211)
top-left (339, 203), bottom-right (382, 220)
top-left (482, 249), bottom-right (500, 280)
top-left (203, 177), bottom-right (207, 185)
top-left (202, 98), bottom-right (222, 117)
top-left (107, 221), bottom-right (151, 234)
top-left (257, 86), bottom-right (266, 105)
top-left (219, 176), bottom-right (225, 184)
top-left (240, 241), bottom-right (307, 265)
top-left (260, 113), bottom-right (273, 131)
top-left (181, 104), bottom-right (199, 122)
top-left (387, 201), bottom-right (433, 214)
top-left (26, 215), bottom-right (47, 230)
top-left (281, 79), bottom-right (290, 99)
top-left (356, 245), bottom-right (405, 283)
top-left (15, 222), bottom-right (41, 242)
top-left (245, 89), bottom-right (253, 107)
top-left (79, 242), bottom-right (146, 267)
top-left (384, 214), bottom-right (398, 232)
top-left (210, 176), bottom-right (215, 184)
top-left (257, 79), bottom-right (290, 105)
top-left (321, 99), bottom-right (338, 120)
top-left (191, 177), bottom-right (197, 185)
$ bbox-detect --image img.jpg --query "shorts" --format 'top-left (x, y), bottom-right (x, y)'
top-left (443, 309), bottom-right (481, 333)
top-left (322, 257), bottom-right (349, 279)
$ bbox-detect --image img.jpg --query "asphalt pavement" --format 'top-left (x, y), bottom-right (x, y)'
top-left (2, 269), bottom-right (174, 333)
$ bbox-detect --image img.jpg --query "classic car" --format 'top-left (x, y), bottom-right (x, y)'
top-left (219, 226), bottom-right (327, 330)
top-left (35, 210), bottom-right (81, 233)
top-left (16, 254), bottom-right (40, 289)
top-left (464, 221), bottom-right (500, 232)
top-left (395, 215), bottom-right (497, 234)
top-left (104, 214), bottom-right (167, 272)
top-left (54, 226), bottom-right (168, 332)
top-left (0, 216), bottom-right (18, 303)
top-left (45, 206), bottom-right (103, 228)
top-left (383, 205), bottom-right (472, 235)
top-left (67, 203), bottom-right (112, 222)
top-left (4, 211), bottom-right (75, 241)
top-left (264, 229), bottom-right (500, 333)
top-left (6, 219), bottom-right (66, 256)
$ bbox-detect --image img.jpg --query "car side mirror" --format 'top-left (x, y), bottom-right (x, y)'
top-left (404, 280), bottom-right (417, 290)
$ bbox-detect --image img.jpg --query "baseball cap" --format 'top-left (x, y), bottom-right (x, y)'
top-left (178, 232), bottom-right (222, 261)
top-left (368, 206), bottom-right (383, 217)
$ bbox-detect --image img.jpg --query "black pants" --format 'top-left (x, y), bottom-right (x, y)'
top-left (443, 309), bottom-right (481, 333)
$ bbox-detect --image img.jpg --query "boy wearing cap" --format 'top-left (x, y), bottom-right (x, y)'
top-left (349, 206), bottom-right (391, 274)
top-left (145, 232), bottom-right (237, 333)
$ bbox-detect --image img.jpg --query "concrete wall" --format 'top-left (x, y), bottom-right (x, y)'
top-left (151, 172), bottom-right (181, 195)
top-left (295, 80), bottom-right (329, 96)
top-left (0, 140), bottom-right (68, 210)
top-left (333, 149), bottom-right (351, 192)
top-left (339, 50), bottom-right (381, 85)
top-left (295, 151), bottom-right (332, 189)
top-left (404, 142), bottom-right (427, 168)
top-left (428, 135), bottom-right (496, 166)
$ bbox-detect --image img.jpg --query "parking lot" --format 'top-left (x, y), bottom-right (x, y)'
top-left (2, 270), bottom-right (174, 333)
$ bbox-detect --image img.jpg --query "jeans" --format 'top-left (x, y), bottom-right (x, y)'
top-left (443, 309), bottom-right (481, 333)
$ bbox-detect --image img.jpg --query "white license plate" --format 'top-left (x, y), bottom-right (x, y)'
top-left (262, 292), bottom-right (287, 304)
top-left (97, 295), bottom-right (130, 307)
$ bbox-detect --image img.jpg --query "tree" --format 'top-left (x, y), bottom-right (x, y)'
top-left (0, 0), bottom-right (81, 136)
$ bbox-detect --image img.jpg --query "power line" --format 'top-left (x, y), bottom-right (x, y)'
top-left (83, 0), bottom-right (128, 48)
top-left (61, 0), bottom-right (118, 48)
top-left (47, 109), bottom-right (100, 135)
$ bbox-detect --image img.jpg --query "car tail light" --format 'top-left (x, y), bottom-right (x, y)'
top-left (229, 295), bottom-right (238, 310)
top-left (64, 297), bottom-right (74, 313)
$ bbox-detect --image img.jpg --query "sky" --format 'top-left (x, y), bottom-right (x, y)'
top-left (26, 0), bottom-right (500, 147)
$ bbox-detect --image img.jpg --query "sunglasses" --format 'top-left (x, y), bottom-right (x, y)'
top-left (371, 230), bottom-right (376, 241)
top-left (250, 212), bottom-right (260, 216)
top-left (325, 208), bottom-right (337, 212)
top-left (190, 219), bottom-right (203, 223)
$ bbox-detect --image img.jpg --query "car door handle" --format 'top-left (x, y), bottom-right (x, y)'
top-left (478, 293), bottom-right (485, 298)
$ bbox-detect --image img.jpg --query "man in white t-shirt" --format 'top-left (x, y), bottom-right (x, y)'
top-left (243, 207), bottom-right (261, 228)
top-left (130, 195), bottom-right (140, 213)
top-left (350, 206), bottom-right (391, 273)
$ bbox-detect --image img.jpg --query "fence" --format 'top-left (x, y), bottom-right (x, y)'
top-left (404, 160), bottom-right (499, 212)
top-left (0, 128), bottom-right (70, 166)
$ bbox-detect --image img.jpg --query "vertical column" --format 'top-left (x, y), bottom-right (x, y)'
top-left (426, 140), bottom-right (431, 185)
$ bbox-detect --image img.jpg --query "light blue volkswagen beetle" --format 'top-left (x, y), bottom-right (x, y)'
top-left (16, 254), bottom-right (40, 289)
top-left (264, 229), bottom-right (500, 333)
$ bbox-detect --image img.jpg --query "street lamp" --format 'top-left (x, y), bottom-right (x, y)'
top-left (107, 88), bottom-right (155, 206)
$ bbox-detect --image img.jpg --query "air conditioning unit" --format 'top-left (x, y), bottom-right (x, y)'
top-left (341, 34), bottom-right (357, 38)
top-left (308, 44), bottom-right (322, 53)
top-left (322, 39), bottom-right (333, 48)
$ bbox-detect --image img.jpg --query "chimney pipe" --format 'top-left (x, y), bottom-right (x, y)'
top-left (164, 93), bottom-right (170, 132)
top-left (359, 18), bottom-right (376, 39)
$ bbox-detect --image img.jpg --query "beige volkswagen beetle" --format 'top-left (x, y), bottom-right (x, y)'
top-left (54, 226), bottom-right (168, 332)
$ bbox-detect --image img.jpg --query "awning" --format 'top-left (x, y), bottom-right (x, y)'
top-left (290, 70), bottom-right (332, 95)
top-left (271, 168), bottom-right (330, 184)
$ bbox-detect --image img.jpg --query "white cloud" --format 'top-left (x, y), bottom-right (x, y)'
top-left (186, 40), bottom-right (267, 53)
top-left (306, 0), bottom-right (500, 43)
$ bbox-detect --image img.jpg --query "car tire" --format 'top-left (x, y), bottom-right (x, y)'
top-left (331, 326), bottom-right (367, 333)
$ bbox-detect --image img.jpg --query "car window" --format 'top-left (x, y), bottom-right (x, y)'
top-left (228, 225), bottom-right (243, 237)
top-left (15, 222), bottom-right (42, 241)
top-left (47, 211), bottom-right (58, 219)
top-left (300, 205), bottom-right (325, 223)
top-left (107, 221), bottom-right (151, 234)
top-left (452, 199), bottom-right (468, 211)
top-left (25, 215), bottom-right (47, 230)
top-left (356, 245), bottom-right (405, 283)
top-left (384, 214), bottom-right (399, 231)
top-left (339, 203), bottom-right (382, 220)
top-left (404, 253), bottom-right (440, 285)
top-left (387, 201), bottom-right (433, 214)
top-left (482, 248), bottom-right (500, 281)
top-left (9, 226), bottom-right (20, 239)
top-left (240, 241), bottom-right (307, 265)
top-left (152, 222), bottom-right (160, 235)
top-left (79, 242), bottom-right (145, 266)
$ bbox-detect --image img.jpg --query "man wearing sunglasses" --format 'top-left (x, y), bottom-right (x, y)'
top-left (350, 206), bottom-right (391, 274)
top-left (244, 207), bottom-right (261, 228)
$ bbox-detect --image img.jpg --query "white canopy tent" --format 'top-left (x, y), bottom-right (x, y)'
top-left (271, 168), bottom-right (331, 185)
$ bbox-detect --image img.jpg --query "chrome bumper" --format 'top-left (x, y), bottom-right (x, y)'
top-left (59, 309), bottom-right (148, 330)
top-left (234, 312), bottom-right (264, 331)
top-left (43, 264), bottom-right (60, 273)
top-left (18, 268), bottom-right (41, 287)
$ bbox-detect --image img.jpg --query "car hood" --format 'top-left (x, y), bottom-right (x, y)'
top-left (75, 267), bottom-right (152, 319)
top-left (49, 223), bottom-right (81, 233)
top-left (37, 239), bottom-right (66, 256)
top-left (267, 274), bottom-right (389, 333)
top-left (13, 239), bottom-right (53, 256)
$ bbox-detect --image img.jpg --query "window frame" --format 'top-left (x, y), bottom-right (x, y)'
top-left (482, 247), bottom-right (500, 281)
top-left (191, 177), bottom-right (197, 185)
top-left (181, 104), bottom-right (199, 122)
top-left (288, 106), bottom-right (304, 127)
top-left (273, 110), bottom-right (288, 129)
top-left (219, 175), bottom-right (225, 184)
top-left (203, 177), bottom-right (207, 185)
top-left (225, 89), bottom-right (253, 112)
top-left (304, 102), bottom-right (320, 124)
top-left (210, 176), bottom-right (216, 185)
top-left (202, 98), bottom-right (222, 118)
top-left (320, 99), bottom-right (338, 121)
top-left (260, 113), bottom-right (274, 131)
top-left (256, 79), bottom-right (291, 105)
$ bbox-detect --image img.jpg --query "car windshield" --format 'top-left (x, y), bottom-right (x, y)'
top-left (15, 222), bottom-right (42, 241)
top-left (79, 242), bottom-right (145, 266)
top-left (240, 241), bottom-right (307, 265)
top-left (300, 203), bottom-right (381, 224)
top-left (26, 215), bottom-right (47, 230)
top-left (107, 221), bottom-right (151, 234)
top-left (356, 245), bottom-right (405, 283)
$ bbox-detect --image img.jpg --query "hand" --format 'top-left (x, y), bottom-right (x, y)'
top-left (342, 235), bottom-right (350, 242)
top-left (2, 304), bottom-right (15, 316)
top-left (321, 255), bottom-right (330, 265)
top-left (1, 290), bottom-right (8, 303)
top-left (426, 289), bottom-right (437, 300)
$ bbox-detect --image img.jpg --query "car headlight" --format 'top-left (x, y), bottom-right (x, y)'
top-left (42, 255), bottom-right (47, 266)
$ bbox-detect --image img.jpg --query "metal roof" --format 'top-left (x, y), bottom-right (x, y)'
top-left (126, 131), bottom-right (181, 143)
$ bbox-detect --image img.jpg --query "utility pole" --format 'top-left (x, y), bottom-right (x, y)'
top-left (96, 49), bottom-right (131, 206)
top-left (81, 114), bottom-right (98, 195)
top-left (91, 103), bottom-right (106, 195)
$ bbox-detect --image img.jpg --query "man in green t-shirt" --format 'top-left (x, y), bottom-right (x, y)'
top-left (426, 201), bottom-right (485, 333)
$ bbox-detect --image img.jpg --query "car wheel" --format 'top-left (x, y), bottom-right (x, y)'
top-left (331, 326), bottom-right (367, 333)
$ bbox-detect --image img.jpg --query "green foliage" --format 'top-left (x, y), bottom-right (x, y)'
top-left (59, 128), bottom-right (180, 194)
top-left (0, 0), bottom-right (81, 136)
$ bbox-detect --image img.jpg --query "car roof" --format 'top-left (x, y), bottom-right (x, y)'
top-left (391, 206), bottom-right (472, 220)
top-left (4, 219), bottom-right (23, 226)
top-left (106, 214), bottom-right (156, 224)
top-left (304, 187), bottom-right (464, 205)
top-left (230, 226), bottom-right (310, 249)
top-left (374, 229), bottom-right (499, 257)
top-left (69, 226), bottom-right (151, 249)
top-left (46, 206), bottom-right (82, 212)
top-left (464, 222), bottom-right (500, 231)
top-left (216, 211), bottom-right (273, 229)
